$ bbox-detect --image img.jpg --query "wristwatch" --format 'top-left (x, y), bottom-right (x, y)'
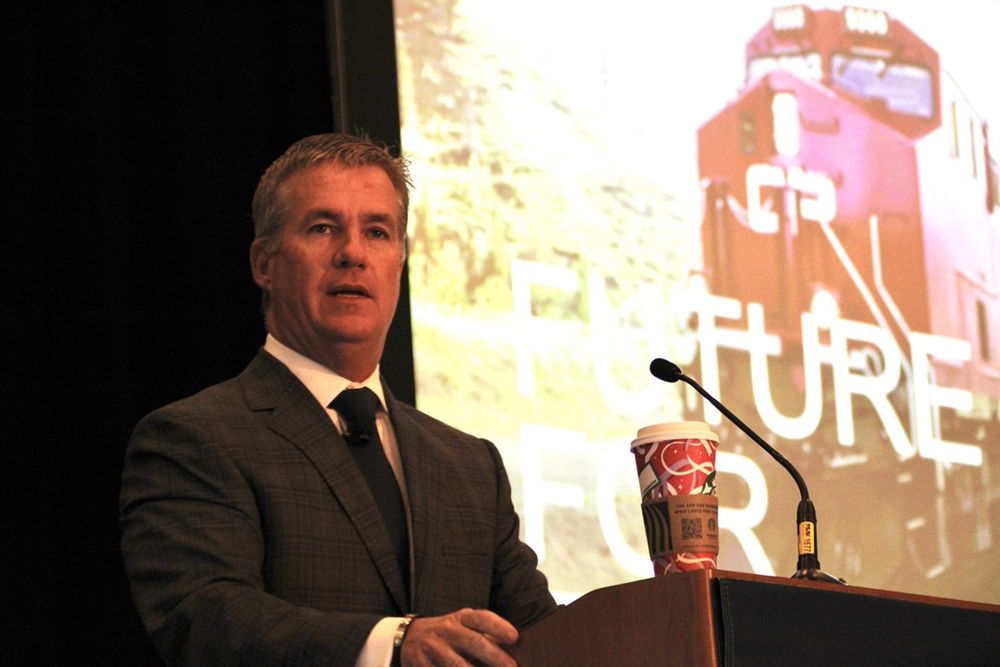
top-left (391, 613), bottom-right (420, 667)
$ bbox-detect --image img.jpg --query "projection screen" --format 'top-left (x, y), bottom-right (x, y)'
top-left (392, 0), bottom-right (1000, 604)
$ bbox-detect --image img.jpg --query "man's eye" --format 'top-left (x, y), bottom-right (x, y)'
top-left (309, 224), bottom-right (333, 234)
top-left (368, 227), bottom-right (390, 239)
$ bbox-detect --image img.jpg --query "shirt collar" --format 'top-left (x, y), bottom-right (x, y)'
top-left (263, 334), bottom-right (387, 412)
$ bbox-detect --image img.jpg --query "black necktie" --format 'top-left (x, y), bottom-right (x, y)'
top-left (329, 388), bottom-right (410, 602)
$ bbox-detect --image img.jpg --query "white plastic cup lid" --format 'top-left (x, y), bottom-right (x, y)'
top-left (630, 421), bottom-right (719, 450)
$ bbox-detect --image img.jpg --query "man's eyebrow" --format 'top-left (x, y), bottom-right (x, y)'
top-left (362, 212), bottom-right (395, 224)
top-left (301, 209), bottom-right (397, 226)
top-left (303, 208), bottom-right (340, 222)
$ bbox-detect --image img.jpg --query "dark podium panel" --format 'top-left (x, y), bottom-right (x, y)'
top-left (509, 570), bottom-right (1000, 666)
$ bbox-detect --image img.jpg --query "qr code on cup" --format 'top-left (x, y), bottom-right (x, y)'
top-left (681, 517), bottom-right (703, 540)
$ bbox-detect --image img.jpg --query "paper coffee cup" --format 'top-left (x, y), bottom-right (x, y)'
top-left (630, 421), bottom-right (719, 574)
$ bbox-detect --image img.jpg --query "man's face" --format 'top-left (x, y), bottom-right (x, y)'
top-left (251, 163), bottom-right (404, 376)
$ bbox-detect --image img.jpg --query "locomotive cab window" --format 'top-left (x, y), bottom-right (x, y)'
top-left (831, 54), bottom-right (933, 119)
top-left (747, 52), bottom-right (822, 86)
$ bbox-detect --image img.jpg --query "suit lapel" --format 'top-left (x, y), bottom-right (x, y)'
top-left (241, 350), bottom-right (409, 611)
top-left (384, 385), bottom-right (445, 611)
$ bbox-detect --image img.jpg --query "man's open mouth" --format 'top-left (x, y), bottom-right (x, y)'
top-left (328, 285), bottom-right (370, 298)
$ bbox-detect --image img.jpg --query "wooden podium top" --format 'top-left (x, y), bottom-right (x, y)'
top-left (509, 569), bottom-right (1000, 666)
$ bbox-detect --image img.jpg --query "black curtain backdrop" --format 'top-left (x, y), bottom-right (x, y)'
top-left (9, 1), bottom-right (406, 663)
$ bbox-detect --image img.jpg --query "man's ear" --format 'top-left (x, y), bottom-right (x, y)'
top-left (250, 239), bottom-right (273, 290)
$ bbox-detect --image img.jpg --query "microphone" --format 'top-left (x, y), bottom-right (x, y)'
top-left (649, 358), bottom-right (684, 384)
top-left (344, 430), bottom-right (373, 446)
top-left (650, 358), bottom-right (845, 584)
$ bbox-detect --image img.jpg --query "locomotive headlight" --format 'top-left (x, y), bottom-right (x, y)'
top-left (843, 6), bottom-right (889, 36)
top-left (773, 92), bottom-right (800, 156)
top-left (810, 288), bottom-right (840, 330)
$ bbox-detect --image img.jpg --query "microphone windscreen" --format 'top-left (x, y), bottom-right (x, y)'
top-left (649, 358), bottom-right (683, 383)
top-left (344, 431), bottom-right (372, 446)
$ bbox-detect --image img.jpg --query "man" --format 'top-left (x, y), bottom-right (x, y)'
top-left (120, 133), bottom-right (556, 666)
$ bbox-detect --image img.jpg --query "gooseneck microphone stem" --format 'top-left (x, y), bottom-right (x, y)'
top-left (649, 358), bottom-right (844, 584)
top-left (652, 360), bottom-right (810, 500)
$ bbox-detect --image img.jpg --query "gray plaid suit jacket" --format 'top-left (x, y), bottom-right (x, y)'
top-left (120, 349), bottom-right (555, 665)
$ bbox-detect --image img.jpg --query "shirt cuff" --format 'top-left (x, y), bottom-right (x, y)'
top-left (355, 617), bottom-right (403, 667)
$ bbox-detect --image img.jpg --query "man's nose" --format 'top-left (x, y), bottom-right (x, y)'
top-left (333, 229), bottom-right (365, 267)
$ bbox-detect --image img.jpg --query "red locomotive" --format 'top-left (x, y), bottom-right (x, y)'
top-left (691, 5), bottom-right (999, 592)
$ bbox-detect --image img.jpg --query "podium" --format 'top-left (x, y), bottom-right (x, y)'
top-left (509, 570), bottom-right (1000, 666)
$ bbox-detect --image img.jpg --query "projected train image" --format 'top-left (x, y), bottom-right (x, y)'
top-left (689, 5), bottom-right (999, 586)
